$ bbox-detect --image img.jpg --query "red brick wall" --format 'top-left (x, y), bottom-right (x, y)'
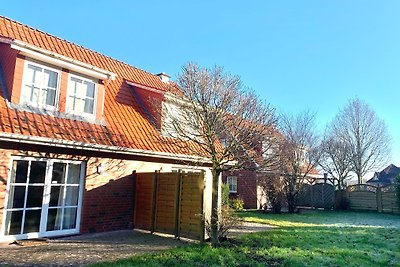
top-left (223, 169), bottom-right (258, 209)
top-left (80, 173), bottom-right (134, 234)
top-left (11, 54), bottom-right (25, 104)
top-left (58, 68), bottom-right (69, 113)
top-left (0, 43), bottom-right (18, 98)
top-left (0, 150), bottom-right (11, 224)
top-left (0, 149), bottom-right (136, 236)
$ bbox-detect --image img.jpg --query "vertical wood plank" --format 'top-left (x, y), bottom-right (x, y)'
top-left (132, 170), bottom-right (137, 228)
top-left (175, 171), bottom-right (183, 238)
top-left (150, 171), bottom-right (159, 233)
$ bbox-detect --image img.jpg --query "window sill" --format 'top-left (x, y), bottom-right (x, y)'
top-left (7, 101), bottom-right (106, 125)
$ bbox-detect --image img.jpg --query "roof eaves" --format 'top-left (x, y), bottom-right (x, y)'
top-left (4, 39), bottom-right (117, 81)
top-left (0, 131), bottom-right (210, 164)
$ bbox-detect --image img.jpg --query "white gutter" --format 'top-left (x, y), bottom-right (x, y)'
top-left (0, 132), bottom-right (210, 164)
top-left (8, 39), bottom-right (117, 81)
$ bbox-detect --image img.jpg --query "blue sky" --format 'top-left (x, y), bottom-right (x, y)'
top-left (2, 1), bottom-right (399, 169)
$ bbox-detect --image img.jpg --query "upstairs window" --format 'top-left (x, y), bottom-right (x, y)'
top-left (21, 61), bottom-right (60, 109)
top-left (163, 101), bottom-right (181, 137)
top-left (67, 75), bottom-right (96, 116)
top-left (227, 176), bottom-right (237, 193)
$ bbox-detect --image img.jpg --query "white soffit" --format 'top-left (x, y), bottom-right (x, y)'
top-left (8, 39), bottom-right (117, 81)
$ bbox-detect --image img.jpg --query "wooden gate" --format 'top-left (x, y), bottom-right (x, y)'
top-left (134, 171), bottom-right (205, 240)
top-left (296, 183), bottom-right (335, 209)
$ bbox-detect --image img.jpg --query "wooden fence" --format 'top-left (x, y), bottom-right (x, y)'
top-left (134, 171), bottom-right (205, 240)
top-left (346, 184), bottom-right (400, 214)
top-left (296, 183), bottom-right (335, 209)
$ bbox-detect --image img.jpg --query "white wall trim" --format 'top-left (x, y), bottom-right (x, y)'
top-left (0, 132), bottom-right (210, 164)
top-left (8, 40), bottom-right (117, 81)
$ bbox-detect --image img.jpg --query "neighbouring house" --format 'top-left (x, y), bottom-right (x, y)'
top-left (223, 137), bottom-right (322, 210)
top-left (0, 16), bottom-right (214, 242)
top-left (222, 136), bottom-right (277, 210)
top-left (367, 164), bottom-right (400, 186)
top-left (223, 169), bottom-right (265, 209)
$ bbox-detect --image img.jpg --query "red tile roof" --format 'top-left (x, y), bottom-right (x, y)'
top-left (0, 16), bottom-right (201, 159)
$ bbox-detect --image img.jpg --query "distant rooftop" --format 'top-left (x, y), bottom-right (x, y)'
top-left (367, 164), bottom-right (400, 185)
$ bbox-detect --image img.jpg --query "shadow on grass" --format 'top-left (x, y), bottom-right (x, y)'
top-left (90, 211), bottom-right (400, 267)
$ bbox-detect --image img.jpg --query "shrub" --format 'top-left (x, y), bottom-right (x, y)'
top-left (259, 174), bottom-right (285, 213)
top-left (204, 205), bottom-right (242, 242)
top-left (221, 183), bottom-right (230, 206)
top-left (230, 198), bottom-right (244, 211)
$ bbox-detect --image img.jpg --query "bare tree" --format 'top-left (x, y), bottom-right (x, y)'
top-left (319, 129), bottom-right (352, 190)
top-left (278, 110), bottom-right (321, 213)
top-left (164, 63), bottom-right (276, 246)
top-left (330, 98), bottom-right (391, 184)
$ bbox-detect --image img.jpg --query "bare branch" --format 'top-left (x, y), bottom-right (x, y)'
top-left (329, 97), bottom-right (391, 183)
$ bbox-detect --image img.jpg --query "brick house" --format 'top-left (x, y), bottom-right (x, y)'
top-left (0, 16), bottom-right (214, 242)
top-left (223, 169), bottom-right (266, 209)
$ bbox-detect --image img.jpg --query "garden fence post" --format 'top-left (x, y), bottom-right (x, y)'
top-left (377, 186), bottom-right (383, 212)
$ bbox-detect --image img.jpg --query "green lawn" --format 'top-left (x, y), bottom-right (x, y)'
top-left (91, 211), bottom-right (400, 267)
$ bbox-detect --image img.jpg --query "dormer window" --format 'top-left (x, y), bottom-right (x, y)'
top-left (67, 74), bottom-right (96, 116)
top-left (21, 61), bottom-right (60, 110)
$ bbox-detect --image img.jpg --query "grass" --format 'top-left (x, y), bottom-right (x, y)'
top-left (90, 211), bottom-right (400, 267)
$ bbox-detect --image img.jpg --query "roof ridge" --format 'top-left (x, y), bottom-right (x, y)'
top-left (0, 15), bottom-right (163, 80)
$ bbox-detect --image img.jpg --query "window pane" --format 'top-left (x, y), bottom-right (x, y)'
top-left (4, 210), bottom-right (23, 235)
top-left (31, 86), bottom-right (41, 104)
top-left (23, 85), bottom-right (34, 103)
top-left (67, 96), bottom-right (76, 111)
top-left (49, 186), bottom-right (64, 207)
top-left (44, 69), bottom-right (58, 89)
top-left (23, 210), bottom-right (41, 233)
top-left (12, 160), bottom-right (28, 183)
top-left (65, 186), bottom-right (79, 206)
top-left (45, 88), bottom-right (56, 106)
top-left (28, 64), bottom-right (42, 86)
top-left (26, 186), bottom-right (44, 208)
top-left (7, 186), bottom-right (26, 209)
top-left (52, 162), bottom-right (66, 184)
top-left (26, 64), bottom-right (37, 83)
top-left (22, 64), bottom-right (59, 108)
top-left (85, 81), bottom-right (95, 98)
top-left (75, 98), bottom-right (85, 113)
top-left (29, 161), bottom-right (47, 183)
top-left (76, 80), bottom-right (87, 98)
top-left (67, 164), bottom-right (81, 184)
top-left (63, 208), bottom-right (77, 230)
top-left (84, 99), bottom-right (94, 114)
top-left (47, 208), bottom-right (62, 231)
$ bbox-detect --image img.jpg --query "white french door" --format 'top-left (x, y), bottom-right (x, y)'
top-left (1, 158), bottom-right (85, 240)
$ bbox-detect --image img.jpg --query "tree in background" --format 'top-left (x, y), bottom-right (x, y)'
top-left (319, 128), bottom-right (352, 190)
top-left (328, 98), bottom-right (391, 184)
top-left (278, 110), bottom-right (321, 213)
top-left (164, 62), bottom-right (277, 246)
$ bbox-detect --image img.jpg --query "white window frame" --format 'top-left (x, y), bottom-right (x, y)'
top-left (227, 176), bottom-right (237, 193)
top-left (66, 73), bottom-right (97, 118)
top-left (20, 59), bottom-right (61, 111)
top-left (0, 157), bottom-right (86, 242)
top-left (162, 101), bottom-right (181, 137)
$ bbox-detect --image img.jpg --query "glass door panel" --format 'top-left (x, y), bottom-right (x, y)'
top-left (46, 162), bottom-right (81, 232)
top-left (4, 160), bottom-right (46, 236)
top-left (4, 159), bottom-right (83, 238)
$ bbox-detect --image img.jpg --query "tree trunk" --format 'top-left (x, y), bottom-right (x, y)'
top-left (210, 169), bottom-right (220, 247)
top-left (287, 175), bottom-right (296, 213)
top-left (356, 172), bottom-right (362, 184)
top-left (287, 194), bottom-right (296, 213)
